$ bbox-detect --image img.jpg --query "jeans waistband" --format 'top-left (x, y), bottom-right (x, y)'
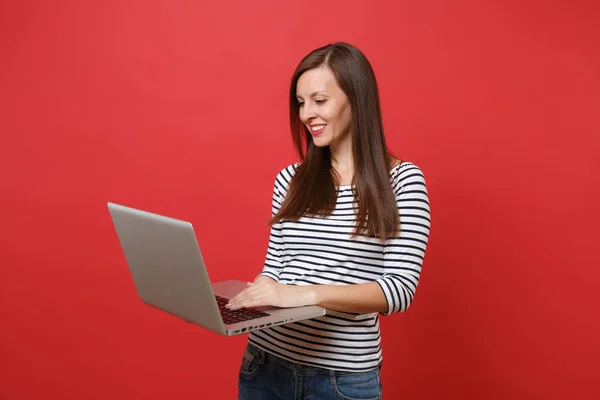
top-left (248, 342), bottom-right (328, 373)
top-left (247, 342), bottom-right (380, 376)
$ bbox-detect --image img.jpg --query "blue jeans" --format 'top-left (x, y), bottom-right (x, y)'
top-left (238, 343), bottom-right (383, 400)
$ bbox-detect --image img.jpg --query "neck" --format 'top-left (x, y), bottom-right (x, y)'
top-left (329, 137), bottom-right (353, 172)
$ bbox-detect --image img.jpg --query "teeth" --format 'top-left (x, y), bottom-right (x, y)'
top-left (311, 125), bottom-right (326, 131)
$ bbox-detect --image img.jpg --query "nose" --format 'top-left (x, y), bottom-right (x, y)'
top-left (300, 102), bottom-right (317, 124)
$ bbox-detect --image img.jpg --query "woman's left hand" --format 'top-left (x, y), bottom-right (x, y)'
top-left (226, 282), bottom-right (316, 310)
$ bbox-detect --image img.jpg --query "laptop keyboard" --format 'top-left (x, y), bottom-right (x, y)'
top-left (215, 295), bottom-right (270, 324)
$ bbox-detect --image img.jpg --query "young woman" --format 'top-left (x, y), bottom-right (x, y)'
top-left (228, 42), bottom-right (431, 399)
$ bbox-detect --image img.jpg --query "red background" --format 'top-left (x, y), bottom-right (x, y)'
top-left (1, 1), bottom-right (599, 399)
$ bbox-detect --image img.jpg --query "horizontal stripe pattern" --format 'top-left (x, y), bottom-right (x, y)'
top-left (250, 162), bottom-right (431, 371)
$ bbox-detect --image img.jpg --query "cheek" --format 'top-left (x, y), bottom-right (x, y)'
top-left (338, 107), bottom-right (352, 133)
top-left (323, 105), bottom-right (344, 126)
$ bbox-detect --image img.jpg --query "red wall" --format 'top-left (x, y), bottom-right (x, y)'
top-left (1, 1), bottom-right (598, 399)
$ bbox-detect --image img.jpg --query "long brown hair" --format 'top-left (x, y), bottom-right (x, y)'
top-left (270, 42), bottom-right (400, 241)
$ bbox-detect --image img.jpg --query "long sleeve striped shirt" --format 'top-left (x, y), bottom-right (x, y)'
top-left (248, 161), bottom-right (431, 372)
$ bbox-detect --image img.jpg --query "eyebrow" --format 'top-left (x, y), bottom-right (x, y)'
top-left (296, 91), bottom-right (327, 99)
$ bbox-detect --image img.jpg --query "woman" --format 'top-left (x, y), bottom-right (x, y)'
top-left (228, 42), bottom-right (431, 399)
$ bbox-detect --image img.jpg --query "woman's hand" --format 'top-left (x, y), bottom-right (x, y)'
top-left (226, 281), bottom-right (316, 310)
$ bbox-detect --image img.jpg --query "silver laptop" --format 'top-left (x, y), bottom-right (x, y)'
top-left (107, 202), bottom-right (326, 336)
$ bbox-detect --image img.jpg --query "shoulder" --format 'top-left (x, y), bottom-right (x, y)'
top-left (273, 163), bottom-right (301, 193)
top-left (390, 161), bottom-right (428, 195)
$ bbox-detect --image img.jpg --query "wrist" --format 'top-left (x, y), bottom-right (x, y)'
top-left (304, 285), bottom-right (321, 306)
top-left (254, 275), bottom-right (276, 285)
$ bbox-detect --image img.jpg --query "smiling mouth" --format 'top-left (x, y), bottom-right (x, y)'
top-left (310, 124), bottom-right (326, 136)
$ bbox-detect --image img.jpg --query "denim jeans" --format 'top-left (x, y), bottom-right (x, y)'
top-left (238, 343), bottom-right (383, 400)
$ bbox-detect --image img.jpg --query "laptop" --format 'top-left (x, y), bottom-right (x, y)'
top-left (107, 202), bottom-right (326, 336)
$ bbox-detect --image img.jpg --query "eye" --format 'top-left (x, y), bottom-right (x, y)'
top-left (297, 101), bottom-right (304, 107)
top-left (315, 99), bottom-right (326, 105)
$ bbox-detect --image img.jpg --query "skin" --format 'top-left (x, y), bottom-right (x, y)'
top-left (296, 66), bottom-right (354, 183)
top-left (227, 66), bottom-right (391, 314)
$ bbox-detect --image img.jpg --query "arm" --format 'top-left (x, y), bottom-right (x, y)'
top-left (307, 162), bottom-right (430, 316)
top-left (254, 174), bottom-right (287, 282)
top-left (374, 165), bottom-right (431, 315)
top-left (228, 281), bottom-right (387, 312)
top-left (310, 282), bottom-right (388, 314)
top-left (253, 275), bottom-right (277, 285)
top-left (228, 165), bottom-right (431, 314)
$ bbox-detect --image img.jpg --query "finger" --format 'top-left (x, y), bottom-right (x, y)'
top-left (237, 297), bottom-right (268, 309)
top-left (226, 293), bottom-right (246, 308)
top-left (236, 284), bottom-right (264, 298)
top-left (227, 283), bottom-right (275, 309)
top-left (227, 291), bottom-right (258, 309)
top-left (229, 284), bottom-right (257, 303)
top-left (232, 291), bottom-right (272, 309)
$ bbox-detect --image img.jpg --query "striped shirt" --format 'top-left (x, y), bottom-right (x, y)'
top-left (249, 161), bottom-right (431, 372)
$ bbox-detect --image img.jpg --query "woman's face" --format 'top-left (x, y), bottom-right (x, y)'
top-left (296, 66), bottom-right (352, 149)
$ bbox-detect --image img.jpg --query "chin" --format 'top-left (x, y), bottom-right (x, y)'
top-left (311, 135), bottom-right (332, 148)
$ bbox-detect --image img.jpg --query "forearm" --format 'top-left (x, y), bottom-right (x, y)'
top-left (254, 275), bottom-right (277, 285)
top-left (310, 282), bottom-right (388, 314)
top-left (228, 278), bottom-right (389, 312)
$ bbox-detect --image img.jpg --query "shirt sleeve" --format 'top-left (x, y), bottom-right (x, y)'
top-left (376, 164), bottom-right (431, 315)
top-left (258, 172), bottom-right (287, 282)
